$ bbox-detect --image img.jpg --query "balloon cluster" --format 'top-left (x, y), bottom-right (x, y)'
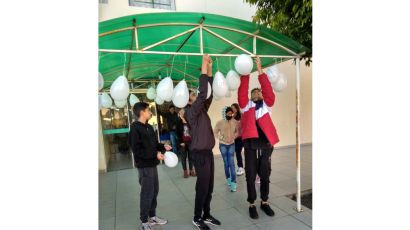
top-left (266, 65), bottom-right (287, 92)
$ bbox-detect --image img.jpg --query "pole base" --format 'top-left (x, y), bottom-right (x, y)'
top-left (294, 207), bottom-right (304, 213)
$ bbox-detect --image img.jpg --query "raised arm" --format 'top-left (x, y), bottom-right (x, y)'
top-left (255, 56), bottom-right (275, 107)
top-left (238, 74), bottom-right (250, 109)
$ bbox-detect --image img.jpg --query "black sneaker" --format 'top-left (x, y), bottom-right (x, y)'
top-left (203, 215), bottom-right (221, 226)
top-left (192, 218), bottom-right (210, 230)
top-left (260, 202), bottom-right (275, 216)
top-left (249, 205), bottom-right (259, 219)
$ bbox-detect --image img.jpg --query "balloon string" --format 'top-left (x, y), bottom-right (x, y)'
top-left (169, 55), bottom-right (176, 79)
top-left (184, 56), bottom-right (188, 80)
top-left (122, 53), bottom-right (127, 77)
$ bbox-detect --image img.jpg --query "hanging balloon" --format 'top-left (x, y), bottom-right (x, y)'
top-left (213, 92), bottom-right (221, 101)
top-left (114, 99), bottom-right (127, 108)
top-left (234, 54), bottom-right (253, 75)
top-left (156, 77), bottom-right (173, 101)
top-left (212, 71), bottom-right (228, 97)
top-left (172, 80), bottom-right (189, 108)
top-left (110, 75), bottom-right (129, 101)
top-left (129, 94), bottom-right (140, 107)
top-left (164, 151), bottom-right (178, 168)
top-left (146, 86), bottom-right (156, 100)
top-left (272, 73), bottom-right (287, 92)
top-left (266, 65), bottom-right (280, 84)
top-left (99, 92), bottom-right (112, 109)
top-left (98, 72), bottom-right (104, 90)
top-left (155, 96), bottom-right (164, 105)
top-left (226, 70), bottom-right (240, 91)
top-left (197, 82), bottom-right (212, 99)
top-left (225, 90), bottom-right (232, 98)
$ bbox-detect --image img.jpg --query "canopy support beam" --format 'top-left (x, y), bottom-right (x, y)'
top-left (202, 27), bottom-right (253, 55)
top-left (295, 57), bottom-right (303, 213)
top-left (141, 26), bottom-right (199, 51)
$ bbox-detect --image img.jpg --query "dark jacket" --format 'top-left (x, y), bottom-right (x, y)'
top-left (161, 112), bottom-right (178, 131)
top-left (128, 121), bottom-right (165, 168)
top-left (185, 74), bottom-right (215, 152)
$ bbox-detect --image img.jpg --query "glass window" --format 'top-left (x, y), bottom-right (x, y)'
top-left (129, 0), bottom-right (176, 11)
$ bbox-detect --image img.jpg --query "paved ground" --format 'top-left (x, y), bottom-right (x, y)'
top-left (99, 145), bottom-right (312, 230)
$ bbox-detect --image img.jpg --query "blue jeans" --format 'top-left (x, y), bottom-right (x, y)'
top-left (169, 131), bottom-right (178, 154)
top-left (219, 143), bottom-right (236, 183)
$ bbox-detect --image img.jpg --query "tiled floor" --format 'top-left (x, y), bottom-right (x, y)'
top-left (99, 144), bottom-right (312, 230)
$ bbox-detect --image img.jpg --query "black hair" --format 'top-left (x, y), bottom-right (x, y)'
top-left (225, 107), bottom-right (233, 114)
top-left (133, 102), bottom-right (150, 118)
top-left (231, 103), bottom-right (241, 120)
top-left (251, 88), bottom-right (261, 94)
top-left (169, 105), bottom-right (175, 109)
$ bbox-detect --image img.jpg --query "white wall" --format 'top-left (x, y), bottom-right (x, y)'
top-left (98, 0), bottom-right (312, 158)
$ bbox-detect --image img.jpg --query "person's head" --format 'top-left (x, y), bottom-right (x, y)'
top-left (133, 102), bottom-right (152, 122)
top-left (251, 88), bottom-right (263, 102)
top-left (169, 105), bottom-right (175, 114)
top-left (231, 103), bottom-right (241, 120)
top-left (188, 89), bottom-right (198, 105)
top-left (225, 107), bottom-right (234, 121)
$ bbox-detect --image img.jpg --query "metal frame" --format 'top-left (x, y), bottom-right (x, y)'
top-left (99, 21), bottom-right (305, 212)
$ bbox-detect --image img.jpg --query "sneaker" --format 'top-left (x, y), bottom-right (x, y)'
top-left (192, 218), bottom-right (210, 230)
top-left (236, 167), bottom-right (245, 176)
top-left (230, 182), bottom-right (237, 192)
top-left (249, 205), bottom-right (259, 219)
top-left (226, 178), bottom-right (232, 187)
top-left (148, 216), bottom-right (168, 225)
top-left (260, 202), bottom-right (275, 216)
top-left (203, 215), bottom-right (221, 226)
top-left (140, 222), bottom-right (152, 230)
top-left (255, 175), bottom-right (260, 184)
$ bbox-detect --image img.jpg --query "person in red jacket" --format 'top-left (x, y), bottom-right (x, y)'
top-left (237, 56), bottom-right (279, 219)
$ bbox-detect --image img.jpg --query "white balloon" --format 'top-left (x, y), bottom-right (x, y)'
top-left (172, 80), bottom-right (189, 108)
top-left (226, 70), bottom-right (240, 91)
top-left (110, 75), bottom-right (129, 101)
top-left (197, 82), bottom-right (212, 99)
top-left (272, 73), bottom-right (287, 92)
top-left (266, 65), bottom-right (280, 84)
top-left (212, 71), bottom-right (228, 97)
top-left (99, 92), bottom-right (112, 108)
top-left (129, 94), bottom-right (140, 107)
top-left (147, 86), bottom-right (157, 100)
top-left (156, 77), bottom-right (173, 101)
top-left (234, 54), bottom-right (253, 75)
top-left (99, 72), bottom-right (104, 90)
top-left (155, 96), bottom-right (164, 105)
top-left (213, 93), bottom-right (221, 101)
top-left (114, 99), bottom-right (127, 108)
top-left (164, 151), bottom-right (178, 168)
top-left (225, 90), bottom-right (232, 98)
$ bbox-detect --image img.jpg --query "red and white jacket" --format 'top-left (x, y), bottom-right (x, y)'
top-left (237, 73), bottom-right (279, 146)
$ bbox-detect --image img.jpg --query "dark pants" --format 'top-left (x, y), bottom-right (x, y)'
top-left (244, 147), bottom-right (273, 203)
top-left (138, 167), bottom-right (159, 223)
top-left (234, 137), bottom-right (244, 168)
top-left (181, 143), bottom-right (193, 171)
top-left (191, 150), bottom-right (214, 219)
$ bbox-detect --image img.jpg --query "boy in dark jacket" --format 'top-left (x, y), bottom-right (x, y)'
top-left (185, 54), bottom-right (221, 230)
top-left (129, 102), bottom-right (172, 230)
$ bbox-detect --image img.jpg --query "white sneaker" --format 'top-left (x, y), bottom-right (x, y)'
top-left (255, 175), bottom-right (260, 184)
top-left (236, 167), bottom-right (245, 176)
top-left (148, 216), bottom-right (168, 225)
top-left (140, 222), bottom-right (152, 230)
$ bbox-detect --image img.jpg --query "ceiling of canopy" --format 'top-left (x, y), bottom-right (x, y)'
top-left (99, 12), bottom-right (308, 90)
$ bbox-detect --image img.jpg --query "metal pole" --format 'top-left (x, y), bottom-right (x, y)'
top-left (202, 27), bottom-right (253, 55)
top-left (98, 49), bottom-right (296, 58)
top-left (200, 25), bottom-right (203, 54)
top-left (253, 35), bottom-right (257, 54)
top-left (141, 26), bottom-right (199, 51)
top-left (295, 57), bottom-right (303, 212)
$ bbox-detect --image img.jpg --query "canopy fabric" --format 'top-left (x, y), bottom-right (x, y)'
top-left (99, 12), bottom-right (308, 89)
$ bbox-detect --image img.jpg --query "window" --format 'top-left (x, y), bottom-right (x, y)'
top-left (129, 0), bottom-right (176, 11)
top-left (99, 0), bottom-right (108, 4)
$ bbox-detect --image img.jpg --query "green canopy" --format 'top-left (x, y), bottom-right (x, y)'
top-left (99, 12), bottom-right (308, 89)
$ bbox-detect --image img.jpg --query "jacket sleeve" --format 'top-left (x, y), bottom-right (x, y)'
top-left (129, 125), bottom-right (156, 160)
top-left (259, 73), bottom-right (275, 107)
top-left (238, 74), bottom-right (250, 109)
top-left (156, 142), bottom-right (165, 153)
top-left (204, 77), bottom-right (214, 112)
top-left (213, 121), bottom-right (221, 139)
top-left (187, 74), bottom-right (208, 119)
